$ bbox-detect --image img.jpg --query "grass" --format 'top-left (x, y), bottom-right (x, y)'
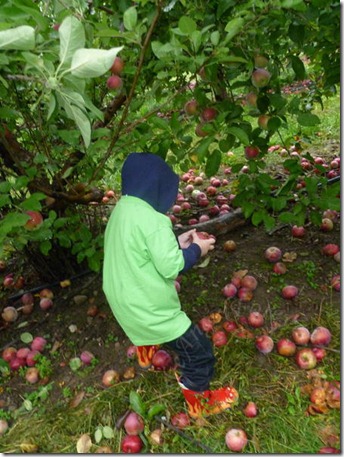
top-left (0, 299), bottom-right (340, 453)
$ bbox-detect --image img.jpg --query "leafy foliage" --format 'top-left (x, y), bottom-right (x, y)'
top-left (0, 0), bottom-right (340, 275)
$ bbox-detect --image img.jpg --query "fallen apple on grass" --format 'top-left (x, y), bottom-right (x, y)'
top-left (102, 369), bottom-right (120, 387)
top-left (212, 330), bottom-right (228, 347)
top-left (151, 349), bottom-right (173, 371)
top-left (171, 412), bottom-right (190, 428)
top-left (295, 348), bottom-right (317, 370)
top-left (124, 411), bottom-right (145, 435)
top-left (121, 434), bottom-right (144, 453)
top-left (198, 317), bottom-right (214, 333)
top-left (243, 401), bottom-right (258, 418)
top-left (255, 335), bottom-right (274, 354)
top-left (291, 326), bottom-right (310, 345)
top-left (247, 311), bottom-right (264, 328)
top-left (310, 326), bottom-right (331, 346)
top-left (225, 428), bottom-right (248, 452)
top-left (281, 285), bottom-right (299, 300)
top-left (264, 246), bottom-right (282, 263)
top-left (276, 338), bottom-right (297, 357)
top-left (1, 306), bottom-right (18, 323)
top-left (0, 419), bottom-right (9, 436)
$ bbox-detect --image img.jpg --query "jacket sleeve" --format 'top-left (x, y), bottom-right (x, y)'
top-left (179, 244), bottom-right (201, 274)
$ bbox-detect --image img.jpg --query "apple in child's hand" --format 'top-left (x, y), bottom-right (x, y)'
top-left (225, 428), bottom-right (248, 452)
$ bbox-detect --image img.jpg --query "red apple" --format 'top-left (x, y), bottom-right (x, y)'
top-left (245, 92), bottom-right (258, 107)
top-left (258, 114), bottom-right (271, 130)
top-left (247, 311), bottom-right (264, 328)
top-left (320, 218), bottom-right (334, 232)
top-left (9, 357), bottom-right (26, 371)
top-left (198, 317), bottom-right (214, 333)
top-left (276, 338), bottom-right (296, 357)
top-left (26, 350), bottom-right (40, 366)
top-left (243, 401), bottom-right (258, 418)
top-left (273, 262), bottom-right (287, 274)
top-left (311, 347), bottom-right (327, 362)
top-left (171, 412), bottom-right (190, 428)
top-left (291, 326), bottom-right (310, 345)
top-left (201, 107), bottom-right (218, 122)
top-left (2, 347), bottom-right (17, 362)
top-left (124, 411), bottom-right (145, 435)
top-left (281, 285), bottom-right (299, 300)
top-left (318, 447), bottom-right (341, 454)
top-left (195, 123), bottom-right (208, 137)
top-left (212, 330), bottom-right (228, 347)
top-left (24, 211), bottom-right (43, 230)
top-left (225, 428), bottom-right (248, 452)
top-left (245, 145), bottom-right (260, 159)
top-left (310, 326), bottom-right (331, 347)
top-left (255, 335), bottom-right (274, 354)
top-left (251, 68), bottom-right (271, 88)
top-left (331, 274), bottom-right (340, 292)
top-left (222, 283), bottom-right (238, 298)
top-left (102, 369), bottom-right (120, 387)
top-left (240, 275), bottom-right (258, 291)
top-left (152, 349), bottom-right (173, 371)
top-left (184, 99), bottom-right (198, 116)
top-left (309, 386), bottom-right (327, 404)
top-left (295, 348), bottom-right (317, 369)
top-left (31, 336), bottom-right (47, 352)
top-left (121, 435), bottom-right (143, 453)
top-left (110, 56), bottom-right (124, 74)
top-left (106, 75), bottom-right (123, 90)
top-left (322, 244), bottom-right (339, 256)
top-left (222, 320), bottom-right (238, 332)
top-left (254, 54), bottom-right (269, 68)
top-left (264, 246), bottom-right (282, 263)
top-left (291, 225), bottom-right (306, 238)
top-left (16, 347), bottom-right (30, 360)
top-left (237, 287), bottom-right (253, 302)
top-left (39, 297), bottom-right (53, 310)
top-left (21, 292), bottom-right (34, 306)
top-left (25, 367), bottom-right (40, 384)
top-left (80, 350), bottom-right (95, 365)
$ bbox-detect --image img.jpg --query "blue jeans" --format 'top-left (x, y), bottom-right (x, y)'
top-left (165, 323), bottom-right (216, 392)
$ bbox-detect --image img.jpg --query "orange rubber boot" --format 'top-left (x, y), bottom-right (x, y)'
top-left (136, 345), bottom-right (160, 369)
top-left (180, 383), bottom-right (239, 418)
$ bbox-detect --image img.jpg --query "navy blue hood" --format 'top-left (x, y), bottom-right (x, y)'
top-left (121, 152), bottom-right (179, 214)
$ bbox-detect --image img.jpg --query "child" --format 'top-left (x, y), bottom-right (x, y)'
top-left (103, 152), bottom-right (238, 418)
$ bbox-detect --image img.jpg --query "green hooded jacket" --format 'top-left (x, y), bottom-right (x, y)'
top-left (103, 153), bottom-right (200, 345)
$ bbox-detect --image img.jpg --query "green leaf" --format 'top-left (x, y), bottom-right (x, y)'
top-left (20, 332), bottom-right (33, 344)
top-left (147, 404), bottom-right (166, 420)
top-left (178, 16), bottom-right (197, 35)
top-left (288, 24), bottom-right (305, 45)
top-left (205, 149), bottom-right (222, 177)
top-left (123, 6), bottom-right (137, 31)
top-left (224, 17), bottom-right (244, 42)
top-left (70, 47), bottom-right (123, 78)
top-left (252, 210), bottom-right (264, 226)
top-left (69, 357), bottom-right (82, 371)
top-left (191, 30), bottom-right (202, 53)
top-left (129, 391), bottom-right (147, 417)
top-left (59, 16), bottom-right (85, 68)
top-left (211, 31), bottom-right (220, 46)
top-left (291, 56), bottom-right (305, 80)
top-left (297, 113), bottom-right (320, 127)
top-left (102, 426), bottom-right (114, 439)
top-left (281, 0), bottom-right (307, 11)
top-left (94, 428), bottom-right (102, 444)
top-left (0, 25), bottom-right (35, 51)
top-left (193, 137), bottom-right (214, 162)
top-left (63, 102), bottom-right (91, 147)
top-left (227, 126), bottom-right (249, 146)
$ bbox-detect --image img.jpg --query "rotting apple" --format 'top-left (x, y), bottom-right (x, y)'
top-left (222, 320), bottom-right (238, 332)
top-left (322, 244), bottom-right (339, 256)
top-left (223, 240), bottom-right (237, 252)
top-left (171, 412), bottom-right (190, 429)
top-left (237, 287), bottom-right (254, 302)
top-left (102, 369), bottom-right (120, 387)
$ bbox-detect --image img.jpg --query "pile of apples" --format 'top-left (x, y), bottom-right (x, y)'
top-left (1, 288), bottom-right (54, 326)
top-left (1, 336), bottom-right (47, 384)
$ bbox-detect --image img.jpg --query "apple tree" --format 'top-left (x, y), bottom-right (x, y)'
top-left (0, 0), bottom-right (340, 280)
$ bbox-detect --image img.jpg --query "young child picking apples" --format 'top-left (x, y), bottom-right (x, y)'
top-left (103, 152), bottom-right (238, 418)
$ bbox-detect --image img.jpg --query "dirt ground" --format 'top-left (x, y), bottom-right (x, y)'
top-left (0, 212), bottom-right (340, 414)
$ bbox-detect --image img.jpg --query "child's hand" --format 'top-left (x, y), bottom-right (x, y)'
top-left (178, 229), bottom-right (196, 249)
top-left (192, 231), bottom-right (216, 257)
